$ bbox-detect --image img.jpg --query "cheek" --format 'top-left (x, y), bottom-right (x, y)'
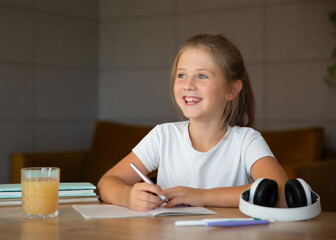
top-left (206, 85), bottom-right (227, 103)
top-left (173, 82), bottom-right (182, 97)
top-left (204, 84), bottom-right (220, 95)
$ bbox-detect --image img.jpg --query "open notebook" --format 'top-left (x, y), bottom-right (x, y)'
top-left (73, 204), bottom-right (217, 219)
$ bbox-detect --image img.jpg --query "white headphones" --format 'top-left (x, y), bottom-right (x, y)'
top-left (239, 178), bottom-right (321, 221)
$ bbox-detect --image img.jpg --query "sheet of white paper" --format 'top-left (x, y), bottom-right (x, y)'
top-left (73, 204), bottom-right (217, 219)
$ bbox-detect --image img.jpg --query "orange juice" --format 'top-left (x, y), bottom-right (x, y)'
top-left (22, 177), bottom-right (59, 217)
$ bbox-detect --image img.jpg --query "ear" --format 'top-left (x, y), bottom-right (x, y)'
top-left (226, 80), bottom-right (242, 101)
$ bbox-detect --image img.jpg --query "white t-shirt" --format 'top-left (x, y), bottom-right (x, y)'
top-left (132, 121), bottom-right (274, 190)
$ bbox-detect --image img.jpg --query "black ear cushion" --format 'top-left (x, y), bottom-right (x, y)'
top-left (253, 179), bottom-right (278, 207)
top-left (285, 179), bottom-right (308, 208)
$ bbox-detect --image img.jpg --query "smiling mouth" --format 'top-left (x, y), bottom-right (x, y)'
top-left (184, 96), bottom-right (202, 104)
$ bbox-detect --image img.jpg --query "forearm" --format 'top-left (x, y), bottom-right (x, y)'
top-left (98, 176), bottom-right (132, 207)
top-left (203, 184), bottom-right (251, 207)
top-left (164, 184), bottom-right (251, 208)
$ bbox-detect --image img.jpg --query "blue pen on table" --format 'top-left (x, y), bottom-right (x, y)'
top-left (130, 162), bottom-right (169, 203)
top-left (206, 219), bottom-right (270, 227)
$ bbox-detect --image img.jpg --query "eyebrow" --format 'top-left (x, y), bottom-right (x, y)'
top-left (177, 68), bottom-right (215, 75)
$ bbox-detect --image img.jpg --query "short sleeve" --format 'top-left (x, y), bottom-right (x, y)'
top-left (132, 125), bottom-right (161, 172)
top-left (243, 130), bottom-right (275, 176)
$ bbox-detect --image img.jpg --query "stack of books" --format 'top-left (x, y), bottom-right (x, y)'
top-left (0, 182), bottom-right (100, 206)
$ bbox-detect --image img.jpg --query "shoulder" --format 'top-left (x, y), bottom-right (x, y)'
top-left (229, 125), bottom-right (261, 136)
top-left (227, 126), bottom-right (262, 142)
top-left (154, 121), bottom-right (188, 134)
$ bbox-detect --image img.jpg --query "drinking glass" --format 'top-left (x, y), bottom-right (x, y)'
top-left (21, 167), bottom-right (60, 218)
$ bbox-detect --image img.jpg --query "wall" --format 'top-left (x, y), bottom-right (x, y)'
top-left (0, 0), bottom-right (335, 183)
top-left (0, 0), bottom-right (98, 183)
top-left (99, 0), bottom-right (336, 150)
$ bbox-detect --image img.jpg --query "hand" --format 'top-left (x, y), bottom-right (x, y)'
top-left (164, 186), bottom-right (206, 208)
top-left (128, 182), bottom-right (165, 211)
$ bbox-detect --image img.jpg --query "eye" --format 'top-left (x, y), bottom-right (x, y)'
top-left (177, 73), bottom-right (186, 79)
top-left (199, 74), bottom-right (208, 79)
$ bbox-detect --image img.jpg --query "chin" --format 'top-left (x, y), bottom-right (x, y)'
top-left (181, 112), bottom-right (200, 120)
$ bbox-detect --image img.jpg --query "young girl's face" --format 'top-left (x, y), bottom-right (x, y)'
top-left (173, 47), bottom-right (229, 123)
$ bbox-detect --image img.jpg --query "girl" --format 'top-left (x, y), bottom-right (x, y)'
top-left (98, 34), bottom-right (288, 211)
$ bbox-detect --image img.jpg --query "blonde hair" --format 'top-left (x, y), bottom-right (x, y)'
top-left (169, 34), bottom-right (255, 127)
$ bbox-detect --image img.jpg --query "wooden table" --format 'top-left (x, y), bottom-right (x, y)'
top-left (0, 204), bottom-right (335, 240)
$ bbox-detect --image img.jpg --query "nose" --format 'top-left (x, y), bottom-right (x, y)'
top-left (183, 76), bottom-right (196, 90)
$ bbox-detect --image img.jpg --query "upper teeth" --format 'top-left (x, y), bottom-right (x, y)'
top-left (185, 97), bottom-right (200, 102)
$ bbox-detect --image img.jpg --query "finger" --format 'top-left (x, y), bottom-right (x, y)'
top-left (164, 196), bottom-right (186, 208)
top-left (130, 191), bottom-right (164, 211)
top-left (135, 182), bottom-right (165, 197)
top-left (137, 191), bottom-right (164, 205)
top-left (132, 199), bottom-right (162, 211)
top-left (135, 185), bottom-right (165, 203)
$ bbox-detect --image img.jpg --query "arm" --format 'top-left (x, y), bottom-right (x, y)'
top-left (164, 156), bottom-right (288, 208)
top-left (250, 156), bottom-right (288, 207)
top-left (97, 152), bottom-right (165, 211)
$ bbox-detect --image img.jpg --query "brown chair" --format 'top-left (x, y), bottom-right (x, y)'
top-left (260, 127), bottom-right (324, 178)
top-left (260, 127), bottom-right (336, 212)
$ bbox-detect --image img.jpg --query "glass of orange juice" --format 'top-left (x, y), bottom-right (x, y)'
top-left (21, 167), bottom-right (60, 218)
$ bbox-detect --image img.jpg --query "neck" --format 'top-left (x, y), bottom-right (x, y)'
top-left (188, 120), bottom-right (227, 152)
